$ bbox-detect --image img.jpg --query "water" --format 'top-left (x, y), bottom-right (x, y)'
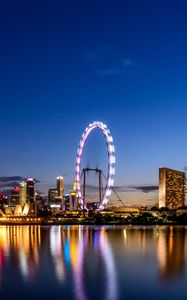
top-left (0, 225), bottom-right (187, 300)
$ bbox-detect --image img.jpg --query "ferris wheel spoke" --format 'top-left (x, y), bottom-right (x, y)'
top-left (75, 121), bottom-right (115, 210)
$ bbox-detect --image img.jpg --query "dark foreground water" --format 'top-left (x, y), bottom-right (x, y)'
top-left (0, 225), bottom-right (187, 300)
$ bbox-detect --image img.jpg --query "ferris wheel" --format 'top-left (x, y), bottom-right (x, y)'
top-left (75, 121), bottom-right (115, 210)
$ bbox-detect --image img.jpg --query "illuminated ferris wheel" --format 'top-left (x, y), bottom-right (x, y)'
top-left (75, 121), bottom-right (115, 210)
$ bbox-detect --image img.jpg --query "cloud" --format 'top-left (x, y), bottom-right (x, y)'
top-left (113, 185), bottom-right (158, 193)
top-left (96, 58), bottom-right (133, 76)
top-left (84, 46), bottom-right (133, 76)
top-left (131, 185), bottom-right (158, 193)
top-left (0, 176), bottom-right (24, 183)
top-left (112, 185), bottom-right (131, 193)
top-left (0, 182), bottom-right (23, 188)
top-left (0, 176), bottom-right (41, 191)
top-left (82, 184), bottom-right (158, 194)
top-left (0, 176), bottom-right (25, 190)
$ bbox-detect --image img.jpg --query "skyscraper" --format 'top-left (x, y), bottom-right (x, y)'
top-left (19, 181), bottom-right (27, 207)
top-left (159, 167), bottom-right (186, 209)
top-left (48, 188), bottom-right (58, 202)
top-left (27, 178), bottom-right (35, 204)
top-left (56, 176), bottom-right (64, 198)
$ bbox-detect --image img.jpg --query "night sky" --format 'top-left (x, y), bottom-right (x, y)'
top-left (1, 0), bottom-right (187, 206)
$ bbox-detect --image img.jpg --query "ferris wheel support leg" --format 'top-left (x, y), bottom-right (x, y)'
top-left (99, 169), bottom-right (102, 203)
top-left (83, 168), bottom-right (86, 208)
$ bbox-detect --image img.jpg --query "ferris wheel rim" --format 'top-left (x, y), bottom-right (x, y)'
top-left (75, 121), bottom-right (115, 210)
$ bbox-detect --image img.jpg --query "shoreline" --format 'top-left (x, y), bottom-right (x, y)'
top-left (1, 219), bottom-right (187, 226)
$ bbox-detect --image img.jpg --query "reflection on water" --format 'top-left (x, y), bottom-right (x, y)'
top-left (0, 226), bottom-right (41, 283)
top-left (49, 226), bottom-right (117, 300)
top-left (157, 227), bottom-right (185, 280)
top-left (0, 225), bottom-right (187, 299)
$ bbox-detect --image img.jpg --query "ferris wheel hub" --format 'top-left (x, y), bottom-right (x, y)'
top-left (75, 121), bottom-right (115, 210)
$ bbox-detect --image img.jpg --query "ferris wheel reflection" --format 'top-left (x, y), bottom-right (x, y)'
top-left (72, 227), bottom-right (118, 300)
top-left (49, 226), bottom-right (118, 300)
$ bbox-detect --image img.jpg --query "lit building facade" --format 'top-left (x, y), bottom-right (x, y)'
top-left (70, 190), bottom-right (77, 210)
top-left (56, 176), bottom-right (64, 198)
top-left (19, 181), bottom-right (27, 207)
top-left (159, 167), bottom-right (186, 209)
top-left (27, 178), bottom-right (35, 204)
top-left (48, 188), bottom-right (58, 202)
top-left (63, 194), bottom-right (70, 211)
top-left (35, 193), bottom-right (43, 206)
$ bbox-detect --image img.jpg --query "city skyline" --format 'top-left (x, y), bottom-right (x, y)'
top-left (1, 2), bottom-right (187, 300)
top-left (1, 0), bottom-right (187, 206)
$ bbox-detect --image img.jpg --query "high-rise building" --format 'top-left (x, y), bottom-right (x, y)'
top-left (48, 188), bottom-right (58, 202)
top-left (35, 192), bottom-right (43, 206)
top-left (19, 181), bottom-right (27, 207)
top-left (27, 178), bottom-right (35, 204)
top-left (56, 176), bottom-right (64, 198)
top-left (159, 167), bottom-right (186, 209)
top-left (64, 193), bottom-right (71, 211)
top-left (11, 186), bottom-right (20, 205)
top-left (70, 190), bottom-right (77, 210)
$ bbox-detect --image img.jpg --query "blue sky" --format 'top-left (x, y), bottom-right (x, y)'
top-left (0, 0), bottom-right (187, 205)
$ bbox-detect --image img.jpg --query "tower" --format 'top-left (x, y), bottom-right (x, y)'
top-left (19, 181), bottom-right (27, 207)
top-left (56, 176), bottom-right (64, 198)
top-left (27, 178), bottom-right (35, 204)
